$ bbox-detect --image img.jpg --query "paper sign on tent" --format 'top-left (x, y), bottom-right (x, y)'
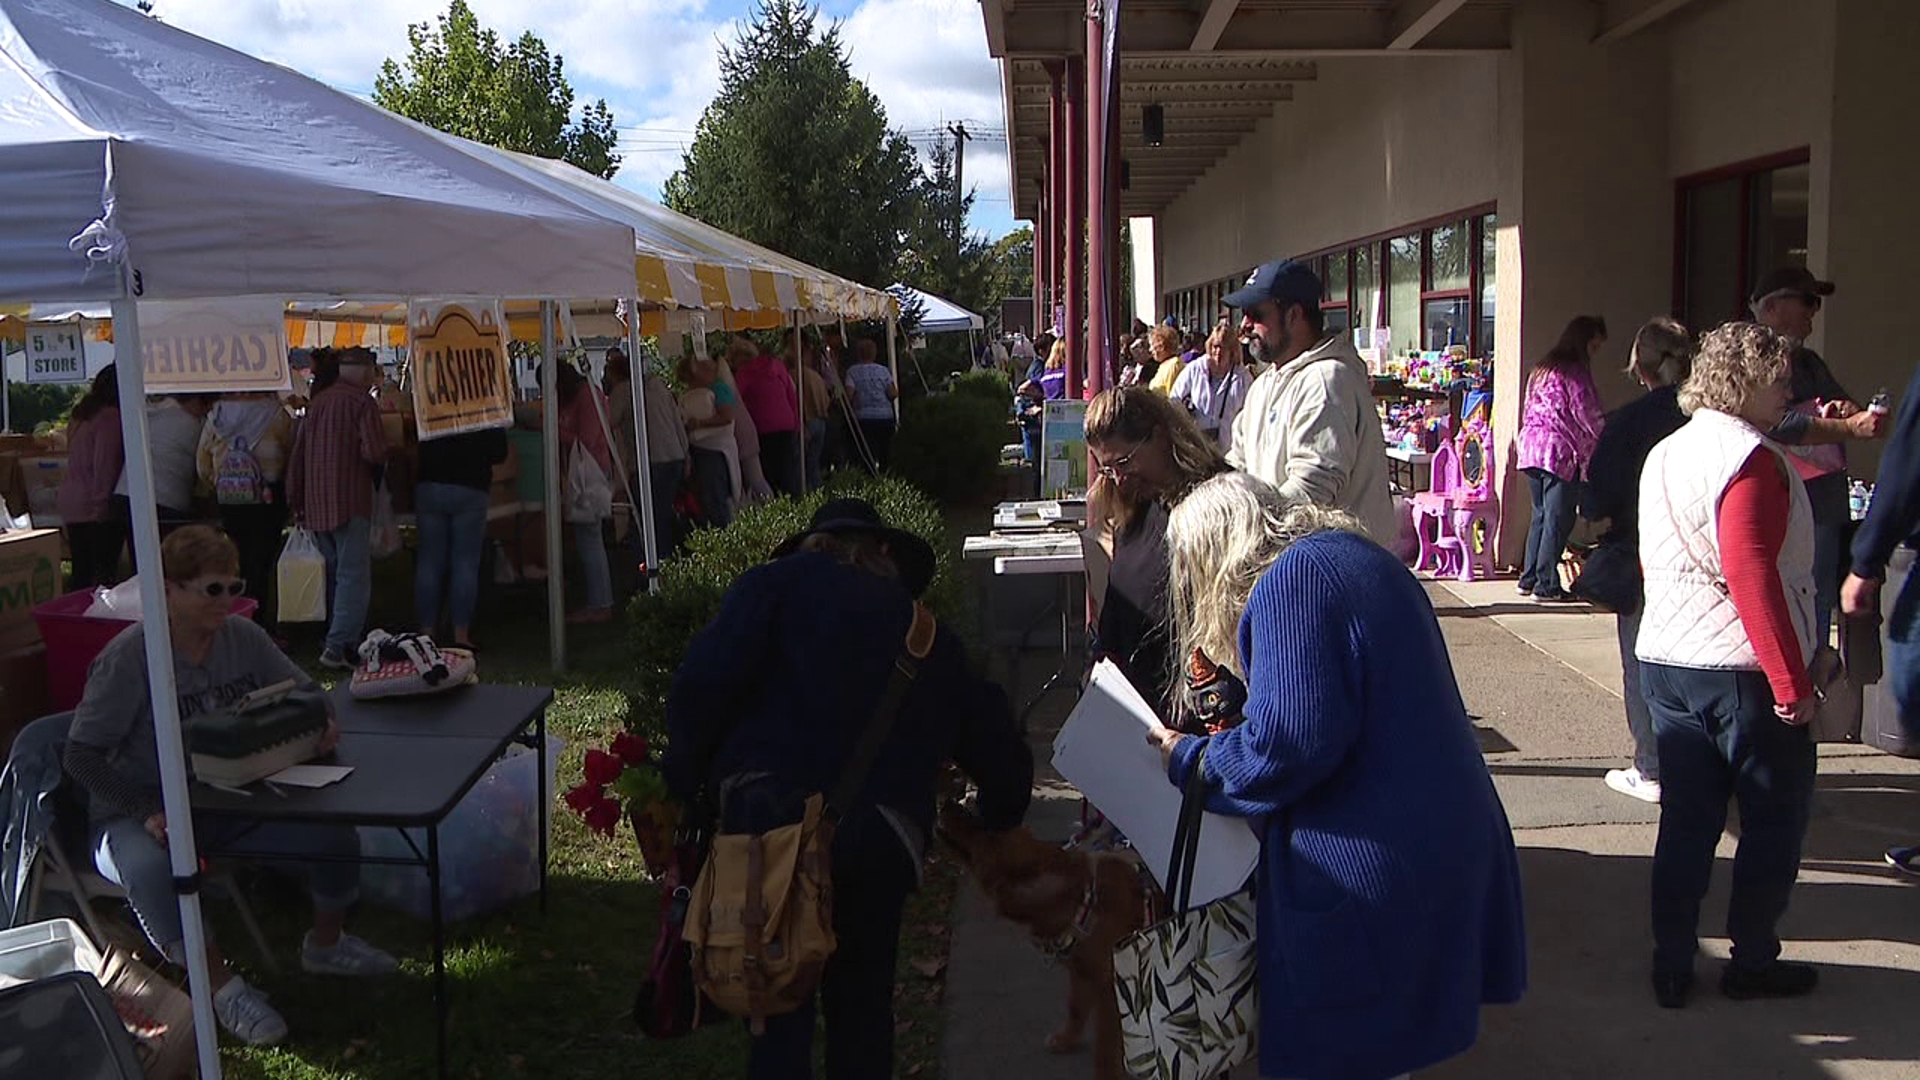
top-left (1052, 660), bottom-right (1261, 908)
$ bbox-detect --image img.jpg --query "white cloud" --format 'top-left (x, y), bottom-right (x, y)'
top-left (128, 0), bottom-right (1017, 234)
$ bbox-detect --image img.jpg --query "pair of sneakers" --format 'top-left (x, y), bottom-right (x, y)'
top-left (213, 933), bottom-right (400, 1046)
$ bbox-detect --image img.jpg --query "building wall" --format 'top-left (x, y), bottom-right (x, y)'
top-left (1666, 0), bottom-right (1833, 180)
top-left (1157, 55), bottom-right (1500, 292)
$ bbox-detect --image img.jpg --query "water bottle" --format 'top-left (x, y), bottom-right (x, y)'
top-left (1850, 480), bottom-right (1869, 522)
top-left (1869, 388), bottom-right (1892, 416)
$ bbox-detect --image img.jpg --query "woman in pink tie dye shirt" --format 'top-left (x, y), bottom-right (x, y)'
top-left (1516, 316), bottom-right (1608, 600)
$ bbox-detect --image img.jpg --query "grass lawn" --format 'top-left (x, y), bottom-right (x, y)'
top-left (182, 558), bottom-right (962, 1079)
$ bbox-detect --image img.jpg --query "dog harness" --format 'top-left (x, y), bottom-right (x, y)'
top-left (1033, 854), bottom-right (1101, 966)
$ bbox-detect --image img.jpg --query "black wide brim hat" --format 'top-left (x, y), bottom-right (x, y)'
top-left (771, 497), bottom-right (938, 598)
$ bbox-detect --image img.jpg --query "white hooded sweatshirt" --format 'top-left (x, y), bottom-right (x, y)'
top-left (1227, 333), bottom-right (1397, 543)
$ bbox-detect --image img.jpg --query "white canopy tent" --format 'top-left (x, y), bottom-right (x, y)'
top-left (0, 1), bottom-right (640, 1077)
top-left (891, 283), bottom-right (984, 334)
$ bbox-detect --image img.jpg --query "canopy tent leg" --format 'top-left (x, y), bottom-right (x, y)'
top-left (626, 305), bottom-right (659, 593)
top-left (792, 311), bottom-right (806, 493)
top-left (541, 302), bottom-right (565, 672)
top-left (1, 342), bottom-right (10, 433)
top-left (109, 296), bottom-right (224, 1080)
top-left (885, 313), bottom-right (900, 424)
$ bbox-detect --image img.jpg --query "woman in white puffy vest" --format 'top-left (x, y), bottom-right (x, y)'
top-left (1635, 322), bottom-right (1819, 1011)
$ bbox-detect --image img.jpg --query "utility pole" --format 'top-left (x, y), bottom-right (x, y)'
top-left (947, 122), bottom-right (970, 229)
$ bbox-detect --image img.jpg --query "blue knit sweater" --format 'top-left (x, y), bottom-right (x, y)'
top-left (1167, 530), bottom-right (1527, 1080)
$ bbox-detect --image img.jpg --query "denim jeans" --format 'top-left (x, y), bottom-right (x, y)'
top-left (315, 516), bottom-right (372, 655)
top-left (572, 521), bottom-right (613, 609)
top-left (92, 816), bottom-right (360, 957)
top-left (1519, 468), bottom-right (1579, 596)
top-left (759, 429), bottom-right (803, 498)
top-left (689, 447), bottom-right (733, 529)
top-left (1888, 550), bottom-right (1920, 731)
top-left (1643, 662), bottom-right (1816, 976)
top-left (414, 481), bottom-right (490, 632)
top-left (218, 497), bottom-right (288, 630)
top-left (1616, 605), bottom-right (1658, 780)
top-left (646, 463), bottom-right (685, 562)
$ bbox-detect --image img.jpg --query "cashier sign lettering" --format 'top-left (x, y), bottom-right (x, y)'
top-left (134, 297), bottom-right (291, 395)
top-left (409, 301), bottom-right (514, 440)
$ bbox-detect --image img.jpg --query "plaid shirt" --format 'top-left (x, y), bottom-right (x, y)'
top-left (288, 384), bottom-right (387, 533)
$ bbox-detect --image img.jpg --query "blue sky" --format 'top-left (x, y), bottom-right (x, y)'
top-left (120, 0), bottom-right (1021, 240)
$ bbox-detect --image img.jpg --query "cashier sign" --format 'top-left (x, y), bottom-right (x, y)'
top-left (135, 297), bottom-right (291, 395)
top-left (408, 300), bottom-right (514, 441)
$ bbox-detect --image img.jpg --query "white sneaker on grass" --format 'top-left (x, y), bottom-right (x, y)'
top-left (214, 976), bottom-right (288, 1046)
top-left (1605, 767), bottom-right (1662, 804)
top-left (301, 931), bottom-right (400, 976)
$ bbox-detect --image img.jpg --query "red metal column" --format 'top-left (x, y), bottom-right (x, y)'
top-left (1046, 61), bottom-right (1067, 341)
top-left (1064, 57), bottom-right (1086, 397)
top-left (1088, 10), bottom-right (1113, 396)
top-left (1031, 182), bottom-right (1046, 338)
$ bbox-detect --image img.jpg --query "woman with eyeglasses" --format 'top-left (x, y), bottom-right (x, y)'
top-left (1085, 387), bottom-right (1231, 722)
top-left (63, 525), bottom-right (399, 1047)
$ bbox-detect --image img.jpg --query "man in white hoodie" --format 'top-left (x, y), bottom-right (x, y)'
top-left (1224, 260), bottom-right (1397, 541)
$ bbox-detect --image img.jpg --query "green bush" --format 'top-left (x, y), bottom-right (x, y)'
top-left (889, 390), bottom-right (1010, 508)
top-left (949, 368), bottom-right (1013, 405)
top-left (624, 474), bottom-right (968, 736)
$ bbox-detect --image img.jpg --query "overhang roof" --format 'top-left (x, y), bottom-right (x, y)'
top-left (988, 0), bottom-right (1519, 219)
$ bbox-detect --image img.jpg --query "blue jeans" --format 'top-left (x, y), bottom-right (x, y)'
top-left (646, 463), bottom-right (685, 562)
top-left (1888, 550), bottom-right (1920, 730)
top-left (91, 816), bottom-right (360, 958)
top-left (1643, 662), bottom-right (1816, 976)
top-left (689, 447), bottom-right (733, 529)
top-left (414, 482), bottom-right (490, 633)
top-left (315, 516), bottom-right (372, 655)
top-left (1520, 468), bottom-right (1578, 596)
top-left (572, 521), bottom-right (613, 609)
top-left (1617, 605), bottom-right (1658, 781)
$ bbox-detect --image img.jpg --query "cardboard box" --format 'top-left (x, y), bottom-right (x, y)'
top-left (17, 455), bottom-right (67, 518)
top-left (0, 529), bottom-right (61, 647)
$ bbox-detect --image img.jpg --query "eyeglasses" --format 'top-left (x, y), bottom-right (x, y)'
top-left (1094, 437), bottom-right (1148, 482)
top-left (173, 578), bottom-right (247, 599)
top-left (1798, 293), bottom-right (1823, 312)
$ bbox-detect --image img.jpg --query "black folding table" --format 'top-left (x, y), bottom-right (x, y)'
top-left (190, 682), bottom-right (554, 1079)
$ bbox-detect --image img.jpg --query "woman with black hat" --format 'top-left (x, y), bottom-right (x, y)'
top-left (662, 499), bottom-right (1033, 1079)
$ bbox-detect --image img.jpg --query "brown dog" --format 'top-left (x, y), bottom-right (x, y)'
top-left (938, 802), bottom-right (1161, 1080)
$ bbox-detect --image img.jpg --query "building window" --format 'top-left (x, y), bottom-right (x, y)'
top-left (1478, 212), bottom-right (1498, 363)
top-left (1290, 205), bottom-right (1496, 362)
top-left (1675, 150), bottom-right (1811, 332)
top-left (1387, 234), bottom-right (1422, 358)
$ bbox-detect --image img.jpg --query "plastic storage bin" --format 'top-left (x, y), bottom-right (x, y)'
top-left (0, 918), bottom-right (104, 992)
top-left (360, 735), bottom-right (561, 922)
top-left (33, 590), bottom-right (258, 710)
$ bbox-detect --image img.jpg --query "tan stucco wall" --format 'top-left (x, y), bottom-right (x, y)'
top-left (1666, 0), bottom-right (1834, 180)
top-left (1157, 55), bottom-right (1499, 293)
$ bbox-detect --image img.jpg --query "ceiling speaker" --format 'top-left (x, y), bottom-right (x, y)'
top-left (1143, 104), bottom-right (1165, 147)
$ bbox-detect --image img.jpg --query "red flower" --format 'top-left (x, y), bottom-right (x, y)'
top-left (583, 749), bottom-right (624, 787)
top-left (611, 732), bottom-right (652, 767)
top-left (583, 796), bottom-right (623, 837)
top-left (563, 782), bottom-right (603, 817)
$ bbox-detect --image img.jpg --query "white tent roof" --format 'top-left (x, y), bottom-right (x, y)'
top-left (0, 0), bottom-right (637, 306)
top-left (891, 283), bottom-right (984, 334)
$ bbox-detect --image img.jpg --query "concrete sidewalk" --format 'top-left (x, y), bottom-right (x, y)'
top-left (943, 576), bottom-right (1920, 1080)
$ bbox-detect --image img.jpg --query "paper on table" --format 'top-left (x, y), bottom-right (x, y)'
top-left (264, 765), bottom-right (354, 788)
top-left (1052, 660), bottom-right (1262, 908)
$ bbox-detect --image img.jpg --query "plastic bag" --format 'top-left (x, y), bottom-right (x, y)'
top-left (83, 578), bottom-right (143, 620)
top-left (369, 483), bottom-right (403, 559)
top-left (564, 442), bottom-right (613, 524)
top-left (277, 528), bottom-right (328, 623)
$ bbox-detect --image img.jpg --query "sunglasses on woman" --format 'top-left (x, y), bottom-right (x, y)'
top-left (1095, 437), bottom-right (1148, 482)
top-left (175, 578), bottom-right (247, 599)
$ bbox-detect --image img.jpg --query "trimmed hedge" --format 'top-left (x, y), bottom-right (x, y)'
top-left (890, 387), bottom-right (1010, 507)
top-left (624, 474), bottom-right (967, 736)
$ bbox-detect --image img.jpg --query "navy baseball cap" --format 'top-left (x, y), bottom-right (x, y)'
top-left (1223, 259), bottom-right (1324, 313)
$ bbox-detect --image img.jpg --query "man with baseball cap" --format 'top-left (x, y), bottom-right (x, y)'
top-left (1223, 259), bottom-right (1397, 541)
top-left (1750, 265), bottom-right (1888, 641)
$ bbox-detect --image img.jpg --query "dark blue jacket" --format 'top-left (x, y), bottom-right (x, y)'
top-left (663, 552), bottom-right (1032, 840)
top-left (1582, 385), bottom-right (1685, 543)
top-left (1168, 531), bottom-right (1526, 1080)
top-left (1852, 365), bottom-right (1920, 580)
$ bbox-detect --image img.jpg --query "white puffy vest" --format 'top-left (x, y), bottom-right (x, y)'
top-left (1635, 409), bottom-right (1816, 672)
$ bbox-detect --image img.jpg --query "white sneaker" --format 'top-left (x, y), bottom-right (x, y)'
top-left (301, 931), bottom-right (400, 976)
top-left (1605, 767), bottom-right (1662, 804)
top-left (213, 976), bottom-right (288, 1046)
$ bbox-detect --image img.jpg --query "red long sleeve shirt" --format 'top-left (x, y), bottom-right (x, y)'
top-left (1717, 449), bottom-right (1812, 705)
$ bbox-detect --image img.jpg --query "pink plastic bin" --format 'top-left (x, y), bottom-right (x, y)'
top-left (32, 590), bottom-right (258, 711)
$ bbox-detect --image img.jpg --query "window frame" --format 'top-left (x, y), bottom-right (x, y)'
top-left (1295, 202), bottom-right (1497, 359)
top-left (1672, 147), bottom-right (1812, 325)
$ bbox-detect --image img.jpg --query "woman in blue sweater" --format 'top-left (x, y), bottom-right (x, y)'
top-left (1147, 473), bottom-right (1526, 1080)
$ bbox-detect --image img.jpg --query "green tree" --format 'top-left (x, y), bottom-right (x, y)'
top-left (663, 0), bottom-right (918, 288)
top-left (374, 0), bottom-right (621, 179)
top-left (987, 226), bottom-right (1034, 311)
top-left (897, 138), bottom-right (994, 320)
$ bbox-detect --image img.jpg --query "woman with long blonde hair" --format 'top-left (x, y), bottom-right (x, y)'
top-left (1084, 386), bottom-right (1229, 720)
top-left (1147, 471), bottom-right (1526, 1080)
